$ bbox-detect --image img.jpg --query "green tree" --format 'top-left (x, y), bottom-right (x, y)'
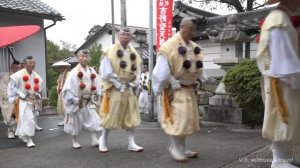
top-left (183, 0), bottom-right (265, 13)
top-left (88, 43), bottom-right (103, 72)
top-left (46, 40), bottom-right (74, 89)
top-left (223, 60), bottom-right (264, 126)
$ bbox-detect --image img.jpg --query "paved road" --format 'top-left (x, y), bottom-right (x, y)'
top-left (0, 115), bottom-right (272, 168)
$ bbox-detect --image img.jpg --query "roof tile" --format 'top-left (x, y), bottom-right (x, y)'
top-left (0, 0), bottom-right (64, 21)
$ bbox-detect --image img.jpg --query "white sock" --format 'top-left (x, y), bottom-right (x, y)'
top-left (72, 135), bottom-right (81, 148)
top-left (26, 136), bottom-right (35, 147)
top-left (271, 142), bottom-right (297, 168)
top-left (99, 128), bottom-right (109, 152)
top-left (91, 133), bottom-right (99, 146)
top-left (127, 129), bottom-right (143, 151)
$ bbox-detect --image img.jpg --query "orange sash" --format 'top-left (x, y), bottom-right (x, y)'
top-left (13, 98), bottom-right (19, 124)
top-left (102, 90), bottom-right (110, 114)
top-left (270, 78), bottom-right (289, 124)
top-left (162, 89), bottom-right (173, 125)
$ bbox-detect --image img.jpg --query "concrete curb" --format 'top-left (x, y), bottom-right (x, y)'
top-left (200, 120), bottom-right (247, 128)
top-left (40, 106), bottom-right (58, 116)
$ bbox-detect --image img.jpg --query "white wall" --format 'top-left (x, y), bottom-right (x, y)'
top-left (196, 39), bottom-right (259, 70)
top-left (197, 40), bottom-right (221, 69)
top-left (0, 13), bottom-right (47, 89)
top-left (87, 30), bottom-right (144, 53)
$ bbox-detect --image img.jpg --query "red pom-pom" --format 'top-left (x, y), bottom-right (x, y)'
top-left (291, 16), bottom-right (300, 27)
top-left (23, 75), bottom-right (29, 82)
top-left (256, 35), bottom-right (260, 43)
top-left (77, 71), bottom-right (84, 78)
top-left (34, 85), bottom-right (39, 92)
top-left (91, 86), bottom-right (97, 91)
top-left (33, 77), bottom-right (39, 84)
top-left (259, 19), bottom-right (265, 28)
top-left (25, 83), bottom-right (31, 90)
top-left (80, 83), bottom-right (86, 89)
top-left (91, 74), bottom-right (96, 80)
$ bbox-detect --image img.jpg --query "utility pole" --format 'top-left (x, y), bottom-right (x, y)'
top-left (148, 0), bottom-right (155, 121)
top-left (111, 0), bottom-right (115, 44)
top-left (120, 0), bottom-right (127, 27)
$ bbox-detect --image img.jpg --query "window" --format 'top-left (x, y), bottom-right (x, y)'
top-left (0, 46), bottom-right (13, 78)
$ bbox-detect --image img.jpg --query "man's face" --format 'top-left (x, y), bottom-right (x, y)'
top-left (118, 31), bottom-right (132, 44)
top-left (11, 63), bottom-right (21, 73)
top-left (78, 53), bottom-right (89, 67)
top-left (57, 66), bottom-right (68, 73)
top-left (143, 66), bottom-right (148, 73)
top-left (24, 59), bottom-right (36, 72)
top-left (181, 22), bottom-right (197, 41)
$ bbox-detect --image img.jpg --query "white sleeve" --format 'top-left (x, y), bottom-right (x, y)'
top-left (152, 54), bottom-right (171, 96)
top-left (62, 90), bottom-right (79, 105)
top-left (269, 28), bottom-right (300, 78)
top-left (269, 28), bottom-right (300, 89)
top-left (100, 57), bottom-right (113, 80)
top-left (7, 80), bottom-right (26, 103)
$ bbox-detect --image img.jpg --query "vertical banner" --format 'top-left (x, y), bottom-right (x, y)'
top-left (156, 0), bottom-right (173, 51)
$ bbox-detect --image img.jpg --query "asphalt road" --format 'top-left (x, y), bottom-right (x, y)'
top-left (0, 115), bottom-right (271, 168)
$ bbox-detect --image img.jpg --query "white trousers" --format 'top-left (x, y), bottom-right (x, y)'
top-left (64, 106), bottom-right (101, 136)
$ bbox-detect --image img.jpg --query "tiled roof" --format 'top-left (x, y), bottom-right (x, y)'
top-left (197, 7), bottom-right (274, 37)
top-left (0, 0), bottom-right (64, 21)
top-left (173, 4), bottom-right (300, 38)
top-left (173, 1), bottom-right (219, 30)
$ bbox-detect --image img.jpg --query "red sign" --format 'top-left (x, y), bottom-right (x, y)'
top-left (156, 0), bottom-right (173, 51)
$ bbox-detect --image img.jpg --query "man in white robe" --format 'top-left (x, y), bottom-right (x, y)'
top-left (7, 56), bottom-right (43, 147)
top-left (0, 61), bottom-right (21, 139)
top-left (257, 0), bottom-right (300, 167)
top-left (152, 17), bottom-right (204, 161)
top-left (52, 61), bottom-right (71, 126)
top-left (138, 65), bottom-right (149, 114)
top-left (62, 50), bottom-right (102, 149)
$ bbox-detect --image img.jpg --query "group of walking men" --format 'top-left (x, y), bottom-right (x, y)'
top-left (1, 0), bottom-right (300, 166)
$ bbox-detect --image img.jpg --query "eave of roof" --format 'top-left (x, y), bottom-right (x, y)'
top-left (0, 7), bottom-right (64, 21)
top-left (0, 0), bottom-right (64, 21)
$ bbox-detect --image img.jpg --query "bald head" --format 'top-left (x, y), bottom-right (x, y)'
top-left (77, 49), bottom-right (90, 68)
top-left (180, 17), bottom-right (198, 43)
top-left (11, 60), bottom-right (21, 73)
top-left (118, 28), bottom-right (132, 48)
top-left (23, 56), bottom-right (36, 74)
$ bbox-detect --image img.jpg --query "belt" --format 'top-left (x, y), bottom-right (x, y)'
top-left (180, 84), bottom-right (194, 88)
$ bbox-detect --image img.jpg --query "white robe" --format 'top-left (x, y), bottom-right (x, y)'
top-left (260, 28), bottom-right (300, 143)
top-left (7, 69), bottom-right (43, 137)
top-left (138, 72), bottom-right (149, 113)
top-left (62, 64), bottom-right (102, 136)
top-left (0, 72), bottom-right (13, 124)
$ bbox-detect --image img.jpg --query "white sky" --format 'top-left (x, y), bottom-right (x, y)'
top-left (42, 0), bottom-right (268, 48)
top-left (42, 0), bottom-right (154, 48)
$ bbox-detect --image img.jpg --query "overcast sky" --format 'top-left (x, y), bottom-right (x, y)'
top-left (42, 0), bottom-right (155, 48)
top-left (42, 0), bottom-right (268, 49)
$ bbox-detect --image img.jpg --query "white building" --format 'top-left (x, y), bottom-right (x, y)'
top-left (0, 0), bottom-right (64, 89)
top-left (76, 23), bottom-right (156, 64)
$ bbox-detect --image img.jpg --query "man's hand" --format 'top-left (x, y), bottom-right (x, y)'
top-left (169, 76), bottom-right (181, 91)
top-left (109, 73), bottom-right (122, 90)
top-left (111, 79), bottom-right (122, 90)
top-left (193, 80), bottom-right (202, 91)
